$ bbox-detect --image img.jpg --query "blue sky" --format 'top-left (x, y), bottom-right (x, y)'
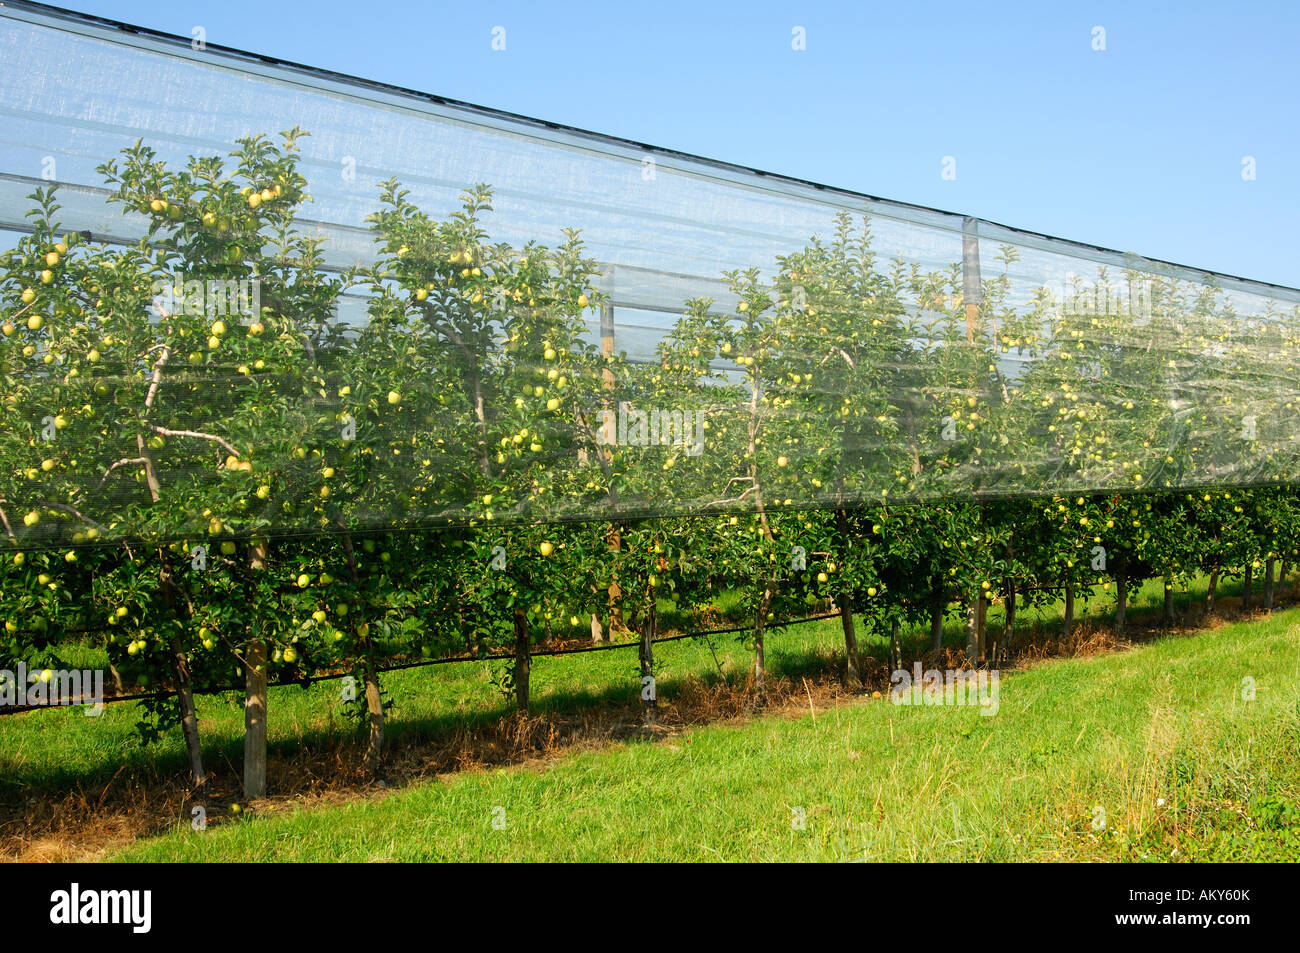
top-left (65, 0), bottom-right (1300, 287)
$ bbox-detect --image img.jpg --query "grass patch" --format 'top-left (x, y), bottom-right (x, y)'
top-left (112, 608), bottom-right (1300, 862)
top-left (3, 571), bottom-right (1296, 860)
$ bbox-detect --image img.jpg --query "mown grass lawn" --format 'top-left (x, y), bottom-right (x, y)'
top-left (110, 603), bottom-right (1300, 862)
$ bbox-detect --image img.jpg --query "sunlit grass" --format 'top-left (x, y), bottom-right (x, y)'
top-left (112, 606), bottom-right (1300, 861)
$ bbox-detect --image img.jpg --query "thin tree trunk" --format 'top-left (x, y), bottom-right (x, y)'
top-left (340, 530), bottom-right (385, 779)
top-left (834, 510), bottom-right (862, 687)
top-left (889, 618), bottom-right (901, 673)
top-left (1243, 565), bottom-right (1253, 609)
top-left (243, 538), bottom-right (269, 799)
top-left (157, 549), bottom-right (204, 787)
top-left (1207, 569), bottom-right (1219, 613)
top-left (1264, 558), bottom-right (1275, 611)
top-left (168, 630), bottom-right (205, 786)
top-left (966, 593), bottom-right (985, 662)
top-left (607, 525), bottom-right (623, 634)
top-left (1001, 579), bottom-right (1016, 663)
top-left (839, 600), bottom-right (862, 688)
top-left (1113, 568), bottom-right (1127, 637)
top-left (928, 581), bottom-right (945, 653)
top-left (590, 613), bottom-right (604, 644)
top-left (513, 609), bottom-right (530, 713)
top-left (362, 658), bottom-right (384, 777)
top-left (1278, 562), bottom-right (1289, 601)
top-left (639, 597), bottom-right (657, 724)
top-left (753, 582), bottom-right (773, 695)
top-left (1064, 580), bottom-right (1075, 640)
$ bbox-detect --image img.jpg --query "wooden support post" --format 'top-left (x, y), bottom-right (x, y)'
top-left (243, 538), bottom-right (269, 799)
top-left (243, 639), bottom-right (267, 799)
top-left (962, 217), bottom-right (983, 343)
top-left (599, 273), bottom-right (622, 637)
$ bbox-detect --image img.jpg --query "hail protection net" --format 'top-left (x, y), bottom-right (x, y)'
top-left (2, 2), bottom-right (1300, 548)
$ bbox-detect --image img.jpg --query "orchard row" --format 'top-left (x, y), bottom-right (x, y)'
top-left (2, 129), bottom-right (1298, 793)
top-left (2, 132), bottom-right (1299, 550)
top-left (3, 483), bottom-right (1297, 790)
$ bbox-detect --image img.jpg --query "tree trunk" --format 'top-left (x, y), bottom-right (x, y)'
top-left (168, 631), bottom-right (205, 787)
top-left (928, 582), bottom-right (945, 653)
top-left (157, 550), bottom-right (204, 787)
top-left (1063, 581), bottom-right (1075, 640)
top-left (1243, 565), bottom-right (1253, 609)
top-left (513, 609), bottom-right (530, 713)
top-left (1163, 573), bottom-right (1175, 625)
top-left (590, 613), bottom-right (604, 644)
top-left (1278, 562), bottom-right (1289, 601)
top-left (607, 524), bottom-right (623, 635)
top-left (966, 593), bottom-right (986, 662)
top-left (362, 659), bottom-right (384, 777)
top-left (839, 600), bottom-right (862, 688)
top-left (1001, 579), bottom-right (1016, 663)
top-left (337, 530), bottom-right (386, 779)
top-left (1113, 568), bottom-right (1127, 637)
top-left (1207, 570), bottom-right (1219, 613)
top-left (1264, 558), bottom-right (1275, 611)
top-left (243, 638), bottom-right (267, 799)
top-left (753, 582), bottom-right (773, 695)
top-left (639, 597), bottom-right (657, 724)
top-left (888, 618), bottom-right (901, 673)
top-left (834, 510), bottom-right (862, 687)
top-left (243, 538), bottom-right (269, 799)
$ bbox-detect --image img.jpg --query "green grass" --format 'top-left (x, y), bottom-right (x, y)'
top-left (109, 603), bottom-right (1300, 862)
top-left (0, 570), bottom-right (1221, 798)
top-left (5, 571), bottom-right (1296, 861)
